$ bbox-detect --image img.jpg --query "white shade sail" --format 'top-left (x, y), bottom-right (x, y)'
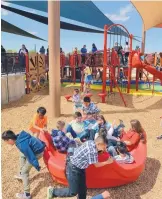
top-left (131, 1), bottom-right (162, 30)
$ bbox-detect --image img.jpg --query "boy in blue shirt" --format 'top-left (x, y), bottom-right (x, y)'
top-left (81, 45), bottom-right (87, 64)
top-left (91, 43), bottom-right (97, 66)
top-left (81, 96), bottom-right (100, 119)
top-left (2, 130), bottom-right (45, 199)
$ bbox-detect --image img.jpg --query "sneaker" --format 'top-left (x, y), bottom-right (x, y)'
top-left (16, 193), bottom-right (31, 199)
top-left (119, 119), bottom-right (125, 128)
top-left (157, 135), bottom-right (162, 140)
top-left (47, 186), bottom-right (53, 199)
top-left (14, 174), bottom-right (23, 180)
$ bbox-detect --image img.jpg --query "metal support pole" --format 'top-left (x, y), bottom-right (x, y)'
top-left (127, 34), bottom-right (133, 93)
top-left (103, 25), bottom-right (108, 94)
top-left (136, 68), bottom-right (139, 91)
top-left (141, 23), bottom-right (146, 54)
top-left (48, 0), bottom-right (60, 118)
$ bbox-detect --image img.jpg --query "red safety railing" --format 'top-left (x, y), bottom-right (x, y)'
top-left (101, 24), bottom-right (131, 106)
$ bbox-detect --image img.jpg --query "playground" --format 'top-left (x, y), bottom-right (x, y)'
top-left (1, 87), bottom-right (162, 199)
top-left (1, 1), bottom-right (162, 199)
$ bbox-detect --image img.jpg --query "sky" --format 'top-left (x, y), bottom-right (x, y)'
top-left (1, 1), bottom-right (162, 54)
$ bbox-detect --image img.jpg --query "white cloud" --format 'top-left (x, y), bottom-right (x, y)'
top-left (1, 1), bottom-right (11, 16)
top-left (105, 4), bottom-right (134, 22)
top-left (28, 31), bottom-right (38, 35)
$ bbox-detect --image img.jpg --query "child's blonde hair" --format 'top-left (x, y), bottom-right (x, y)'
top-left (56, 121), bottom-right (65, 129)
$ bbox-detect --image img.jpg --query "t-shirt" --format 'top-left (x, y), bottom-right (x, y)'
top-left (114, 154), bottom-right (134, 164)
top-left (84, 119), bottom-right (98, 131)
top-left (82, 102), bottom-right (100, 114)
top-left (19, 49), bottom-right (28, 55)
top-left (120, 130), bottom-right (141, 151)
top-left (124, 45), bottom-right (130, 53)
top-left (51, 130), bottom-right (75, 153)
top-left (70, 140), bottom-right (98, 169)
top-left (72, 94), bottom-right (82, 107)
top-left (84, 66), bottom-right (92, 76)
top-left (69, 120), bottom-right (85, 134)
top-left (29, 114), bottom-right (47, 134)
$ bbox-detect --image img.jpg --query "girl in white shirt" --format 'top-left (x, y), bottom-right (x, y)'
top-left (124, 42), bottom-right (130, 64)
top-left (114, 142), bottom-right (134, 164)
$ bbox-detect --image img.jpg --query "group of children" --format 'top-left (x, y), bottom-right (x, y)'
top-left (2, 90), bottom-right (147, 199)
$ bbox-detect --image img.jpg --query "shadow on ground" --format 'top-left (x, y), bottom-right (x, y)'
top-left (89, 157), bottom-right (161, 199)
top-left (30, 157), bottom-right (161, 199)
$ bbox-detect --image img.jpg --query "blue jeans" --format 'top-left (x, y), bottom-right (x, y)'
top-left (113, 123), bottom-right (125, 138)
top-left (91, 194), bottom-right (103, 199)
top-left (107, 145), bottom-right (117, 157)
top-left (52, 159), bottom-right (87, 199)
top-left (66, 125), bottom-right (90, 141)
top-left (66, 125), bottom-right (77, 138)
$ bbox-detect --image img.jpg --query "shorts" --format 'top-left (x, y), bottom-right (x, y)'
top-left (85, 75), bottom-right (93, 84)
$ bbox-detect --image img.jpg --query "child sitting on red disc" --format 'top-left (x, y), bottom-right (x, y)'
top-left (29, 107), bottom-right (47, 138)
top-left (120, 119), bottom-right (146, 152)
top-left (114, 141), bottom-right (134, 164)
top-left (51, 121), bottom-right (82, 153)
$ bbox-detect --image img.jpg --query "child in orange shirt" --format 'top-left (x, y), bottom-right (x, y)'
top-left (29, 107), bottom-right (47, 138)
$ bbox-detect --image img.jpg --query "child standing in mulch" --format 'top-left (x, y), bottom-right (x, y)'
top-left (29, 107), bottom-right (47, 138)
top-left (2, 130), bottom-right (45, 199)
top-left (83, 65), bottom-right (93, 94)
top-left (72, 88), bottom-right (82, 113)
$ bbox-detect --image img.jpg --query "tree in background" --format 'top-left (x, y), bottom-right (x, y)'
top-left (6, 50), bottom-right (17, 53)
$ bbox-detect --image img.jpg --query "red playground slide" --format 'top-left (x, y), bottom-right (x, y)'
top-left (132, 52), bottom-right (162, 81)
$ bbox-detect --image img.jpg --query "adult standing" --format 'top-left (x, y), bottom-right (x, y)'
top-left (91, 43), bottom-right (97, 66)
top-left (47, 137), bottom-right (113, 199)
top-left (39, 46), bottom-right (45, 54)
top-left (114, 42), bottom-right (124, 66)
top-left (81, 45), bottom-right (87, 64)
top-left (73, 47), bottom-right (79, 67)
top-left (1, 45), bottom-right (6, 54)
top-left (124, 42), bottom-right (130, 64)
top-left (18, 44), bottom-right (28, 72)
top-left (1, 45), bottom-right (7, 73)
top-left (60, 47), bottom-right (63, 54)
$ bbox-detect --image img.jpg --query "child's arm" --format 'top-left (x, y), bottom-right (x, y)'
top-left (32, 124), bottom-right (42, 132)
top-left (42, 117), bottom-right (48, 130)
top-left (94, 157), bottom-right (113, 167)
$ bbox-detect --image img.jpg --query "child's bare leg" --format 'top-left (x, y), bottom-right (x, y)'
top-left (83, 83), bottom-right (87, 93)
top-left (107, 127), bottom-right (114, 136)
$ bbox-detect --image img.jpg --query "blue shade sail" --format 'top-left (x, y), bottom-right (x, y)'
top-left (8, 0), bottom-right (128, 37)
top-left (1, 19), bottom-right (46, 41)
